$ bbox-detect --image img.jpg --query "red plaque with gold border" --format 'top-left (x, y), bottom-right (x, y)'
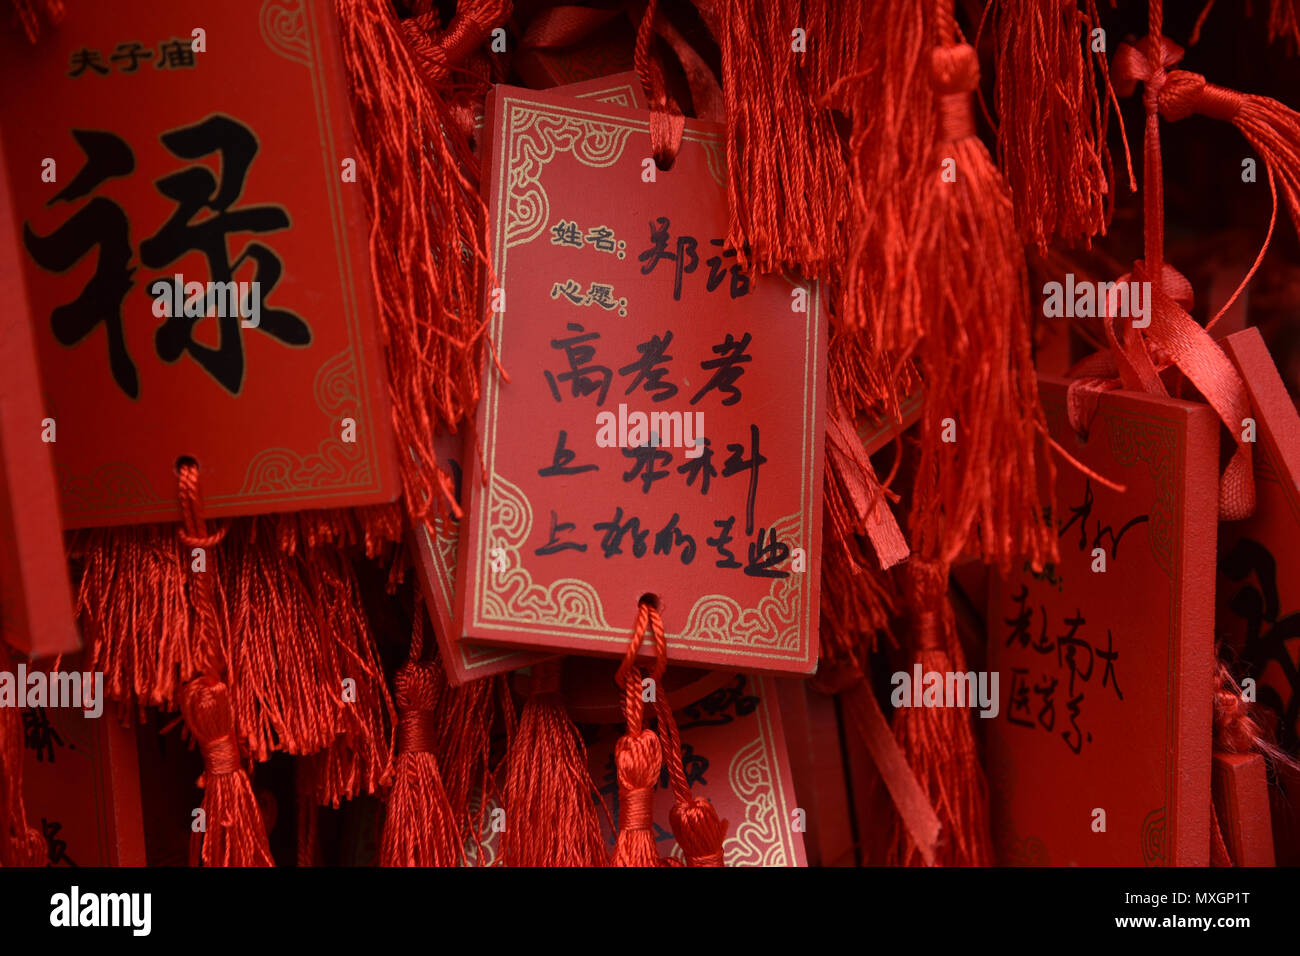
top-left (0, 0), bottom-right (397, 528)
top-left (455, 85), bottom-right (827, 674)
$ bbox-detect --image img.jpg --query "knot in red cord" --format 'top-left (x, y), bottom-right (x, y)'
top-left (615, 727), bottom-right (662, 797)
top-left (181, 676), bottom-right (241, 776)
top-left (669, 795), bottom-right (728, 866)
top-left (1160, 71), bottom-right (1244, 123)
top-left (1112, 36), bottom-right (1184, 98)
top-left (621, 786), bottom-right (655, 830)
top-left (929, 44), bottom-right (979, 95)
top-left (400, 0), bottom-right (509, 82)
top-left (397, 709), bottom-right (439, 755)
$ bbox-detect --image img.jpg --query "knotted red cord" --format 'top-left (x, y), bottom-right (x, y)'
top-left (637, 604), bottom-right (729, 866)
top-left (1066, 11), bottom-right (1261, 520)
top-left (634, 0), bottom-right (684, 170)
top-left (610, 602), bottom-right (666, 866)
top-left (175, 463), bottom-right (273, 867)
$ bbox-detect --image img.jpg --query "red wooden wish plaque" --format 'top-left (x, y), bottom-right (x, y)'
top-left (1216, 326), bottom-right (1300, 863)
top-left (455, 85), bottom-right (827, 674)
top-left (988, 377), bottom-right (1217, 866)
top-left (415, 76), bottom-right (648, 686)
top-left (0, 0), bottom-right (397, 528)
top-left (18, 655), bottom-right (146, 866)
top-left (0, 132), bottom-right (78, 657)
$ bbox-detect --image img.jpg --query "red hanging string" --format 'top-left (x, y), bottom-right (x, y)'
top-left (175, 463), bottom-right (273, 867)
top-left (610, 603), bottom-right (666, 867)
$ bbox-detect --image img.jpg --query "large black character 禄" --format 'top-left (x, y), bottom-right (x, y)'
top-left (141, 114), bottom-right (309, 394)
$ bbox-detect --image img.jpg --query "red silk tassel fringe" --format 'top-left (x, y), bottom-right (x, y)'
top-left (887, 560), bottom-right (993, 867)
top-left (912, 38), bottom-right (1054, 571)
top-left (378, 612), bottom-right (462, 867)
top-left (181, 675), bottom-right (274, 867)
top-left (990, 0), bottom-right (1112, 250)
top-left (713, 0), bottom-right (855, 277)
top-left (502, 659), bottom-right (608, 867)
top-left (334, 0), bottom-right (503, 526)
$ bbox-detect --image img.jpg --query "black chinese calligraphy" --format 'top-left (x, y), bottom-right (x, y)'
top-left (544, 324), bottom-right (753, 411)
top-left (637, 217), bottom-right (750, 301)
top-left (550, 278), bottom-right (628, 316)
top-left (142, 114), bottom-right (309, 394)
top-left (678, 674), bottom-right (761, 731)
top-left (22, 706), bottom-right (66, 763)
top-left (23, 130), bottom-right (139, 397)
top-left (1058, 477), bottom-right (1149, 561)
top-left (24, 116), bottom-right (309, 399)
top-left (42, 818), bottom-right (77, 867)
top-left (550, 219), bottom-right (627, 259)
top-left (1002, 587), bottom-right (1123, 754)
top-left (69, 37), bottom-right (195, 77)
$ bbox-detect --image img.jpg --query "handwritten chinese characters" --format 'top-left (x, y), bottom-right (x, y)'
top-left (538, 302), bottom-right (787, 578)
top-left (998, 478), bottom-right (1143, 753)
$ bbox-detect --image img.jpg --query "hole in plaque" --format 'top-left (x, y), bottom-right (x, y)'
top-left (638, 592), bottom-right (661, 611)
top-left (174, 454), bottom-right (199, 475)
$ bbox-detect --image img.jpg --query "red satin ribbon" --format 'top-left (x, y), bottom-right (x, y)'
top-left (1065, 27), bottom-right (1255, 521)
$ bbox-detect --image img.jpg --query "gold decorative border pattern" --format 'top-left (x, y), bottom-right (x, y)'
top-left (240, 348), bottom-right (371, 493)
top-left (260, 0), bottom-right (311, 66)
top-left (505, 106), bottom-right (636, 250)
top-left (477, 96), bottom-right (821, 664)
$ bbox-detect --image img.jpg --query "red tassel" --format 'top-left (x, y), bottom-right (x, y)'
top-left (912, 36), bottom-right (1054, 570)
top-left (378, 610), bottom-right (462, 867)
top-left (1115, 38), bottom-right (1300, 238)
top-left (888, 559), bottom-right (993, 866)
top-left (502, 659), bottom-right (607, 867)
top-left (335, 0), bottom-right (504, 525)
top-left (838, 0), bottom-right (934, 343)
top-left (226, 532), bottom-right (393, 795)
top-left (73, 524), bottom-right (196, 714)
top-left (989, 0), bottom-right (1112, 250)
top-left (610, 728), bottom-right (663, 867)
top-left (610, 604), bottom-right (666, 867)
top-left (172, 464), bottom-right (273, 867)
top-left (712, 0), bottom-right (856, 276)
top-left (654, 685), bottom-right (728, 866)
top-left (181, 675), bottom-right (273, 867)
